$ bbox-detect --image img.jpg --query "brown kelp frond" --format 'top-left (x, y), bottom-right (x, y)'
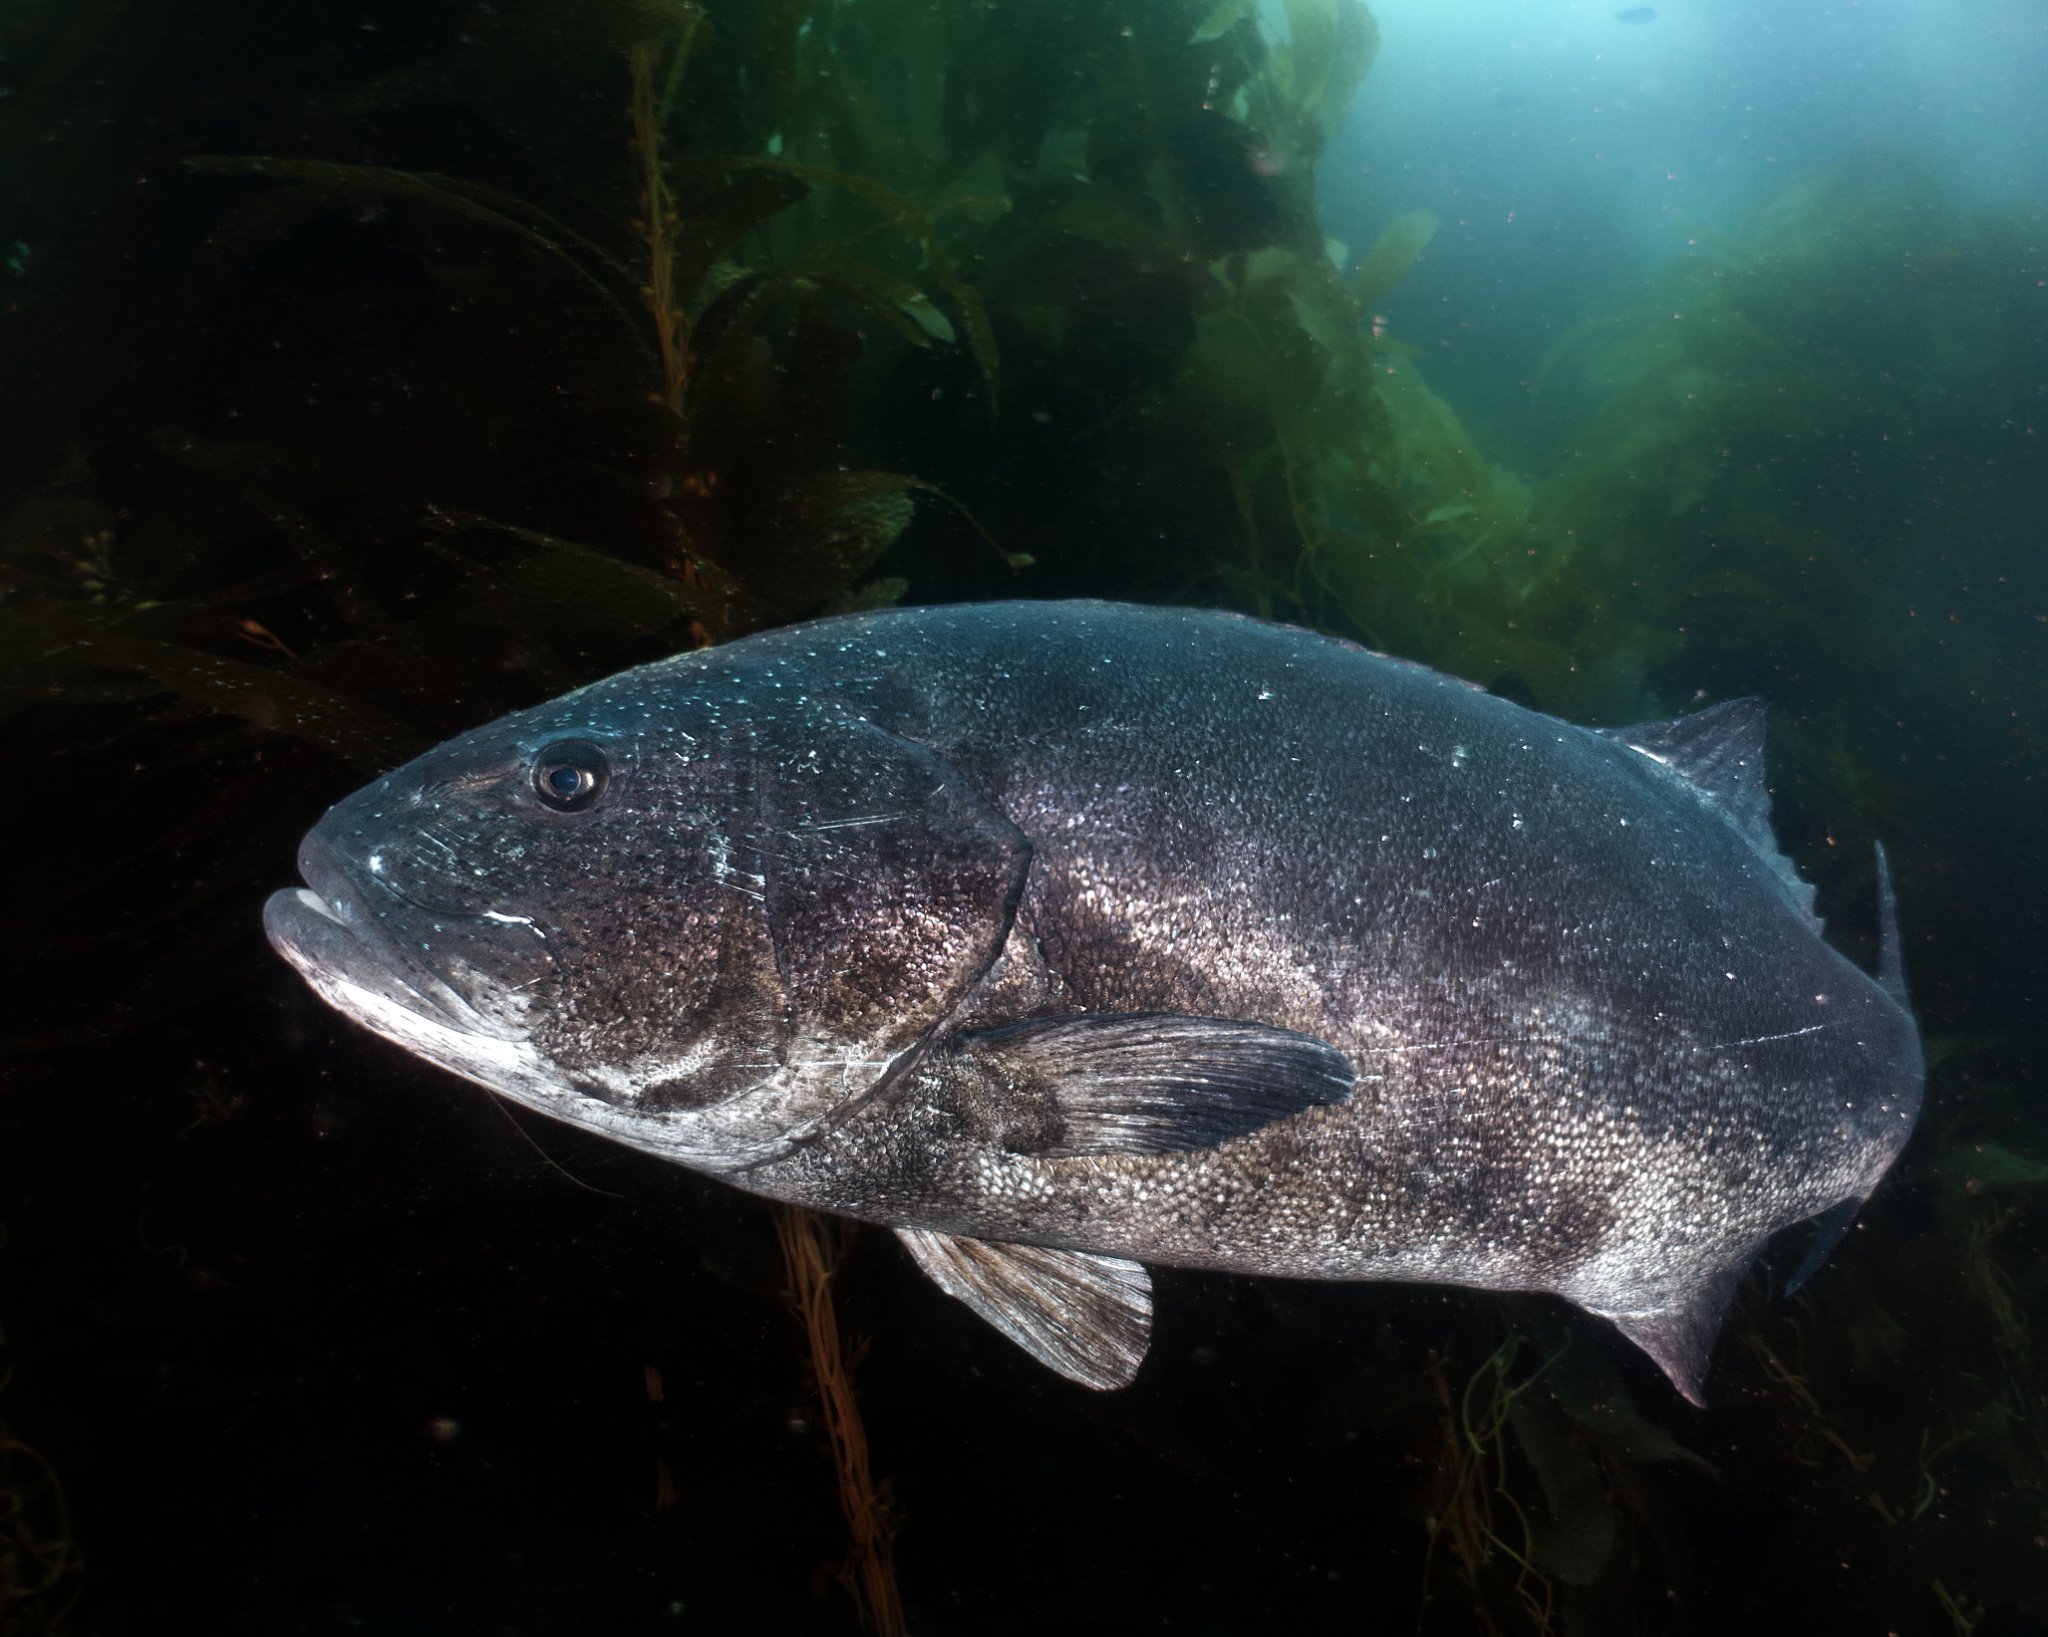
top-left (743, 157), bottom-right (1003, 416)
top-left (774, 1207), bottom-right (907, 1637)
top-left (423, 509), bottom-right (734, 643)
top-left (1235, 0), bottom-right (1382, 158)
top-left (1353, 209), bottom-right (1440, 311)
top-left (1415, 1334), bottom-right (1558, 1635)
top-left (182, 155), bottom-right (649, 359)
top-left (107, 23), bottom-right (1024, 763)
top-left (1409, 1320), bottom-right (1721, 1634)
top-left (39, 626), bottom-right (413, 774)
top-left (0, 1417), bottom-right (80, 1636)
top-left (628, 16), bottom-right (711, 412)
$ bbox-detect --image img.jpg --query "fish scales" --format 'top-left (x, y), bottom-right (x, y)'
top-left (265, 601), bottom-right (1923, 1401)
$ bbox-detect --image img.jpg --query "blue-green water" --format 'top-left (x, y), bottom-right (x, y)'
top-left (1, 2), bottom-right (2041, 1632)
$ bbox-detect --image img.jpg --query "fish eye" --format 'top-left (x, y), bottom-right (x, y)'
top-left (530, 740), bottom-right (611, 812)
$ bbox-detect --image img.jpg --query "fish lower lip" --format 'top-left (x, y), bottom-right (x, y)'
top-left (265, 881), bottom-right (375, 970)
top-left (266, 882), bottom-right (482, 1034)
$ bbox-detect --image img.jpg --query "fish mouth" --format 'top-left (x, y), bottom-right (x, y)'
top-left (263, 837), bottom-right (492, 1035)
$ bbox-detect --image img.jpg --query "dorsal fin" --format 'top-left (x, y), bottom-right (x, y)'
top-left (1599, 698), bottom-right (1819, 933)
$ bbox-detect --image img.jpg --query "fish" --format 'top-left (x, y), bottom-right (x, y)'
top-left (1615, 6), bottom-right (1658, 22)
top-left (264, 601), bottom-right (1923, 1402)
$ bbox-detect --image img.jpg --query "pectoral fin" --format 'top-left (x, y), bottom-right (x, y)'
top-left (896, 1227), bottom-right (1152, 1390)
top-left (946, 1011), bottom-right (1355, 1157)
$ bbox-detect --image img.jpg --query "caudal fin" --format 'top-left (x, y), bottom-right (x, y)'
top-left (1874, 841), bottom-right (1910, 1010)
top-left (1783, 1196), bottom-right (1861, 1297)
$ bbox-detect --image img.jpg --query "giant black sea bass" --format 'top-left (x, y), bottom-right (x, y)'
top-left (265, 602), bottom-right (1923, 1401)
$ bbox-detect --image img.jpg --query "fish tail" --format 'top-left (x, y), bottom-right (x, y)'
top-left (1874, 840), bottom-right (1909, 1010)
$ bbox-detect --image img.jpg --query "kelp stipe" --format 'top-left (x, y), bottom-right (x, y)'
top-left (776, 1208), bottom-right (907, 1637)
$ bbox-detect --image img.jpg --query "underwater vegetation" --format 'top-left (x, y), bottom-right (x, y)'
top-left (775, 1207), bottom-right (906, 1637)
top-left (2, 0), bottom-right (2045, 1633)
top-left (0, 1361), bottom-right (79, 1633)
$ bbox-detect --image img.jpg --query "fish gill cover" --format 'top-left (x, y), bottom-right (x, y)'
top-left (0, 1), bottom-right (2044, 1634)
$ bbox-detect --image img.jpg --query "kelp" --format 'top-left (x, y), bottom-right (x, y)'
top-left (1413, 1327), bottom-right (1714, 1634)
top-left (775, 1208), bottom-right (906, 1637)
top-left (1490, 162), bottom-right (2048, 1624)
top-left (175, 142), bottom-right (995, 629)
top-left (182, 155), bottom-right (652, 356)
top-left (3, 7), bottom-right (1039, 1091)
top-left (1353, 208), bottom-right (1440, 310)
top-left (0, 18), bottom-right (1631, 1624)
top-left (0, 1411), bottom-right (78, 1636)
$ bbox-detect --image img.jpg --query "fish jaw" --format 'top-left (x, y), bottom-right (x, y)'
top-left (263, 855), bottom-right (567, 1111)
top-left (261, 848), bottom-right (905, 1175)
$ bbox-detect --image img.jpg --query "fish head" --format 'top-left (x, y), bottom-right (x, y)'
top-left (265, 664), bottom-right (1031, 1172)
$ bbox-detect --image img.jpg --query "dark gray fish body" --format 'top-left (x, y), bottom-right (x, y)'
top-left (265, 602), bottom-right (1921, 1400)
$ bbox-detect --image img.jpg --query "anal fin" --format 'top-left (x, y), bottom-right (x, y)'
top-left (1598, 1258), bottom-right (1751, 1407)
top-left (896, 1227), bottom-right (1152, 1390)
